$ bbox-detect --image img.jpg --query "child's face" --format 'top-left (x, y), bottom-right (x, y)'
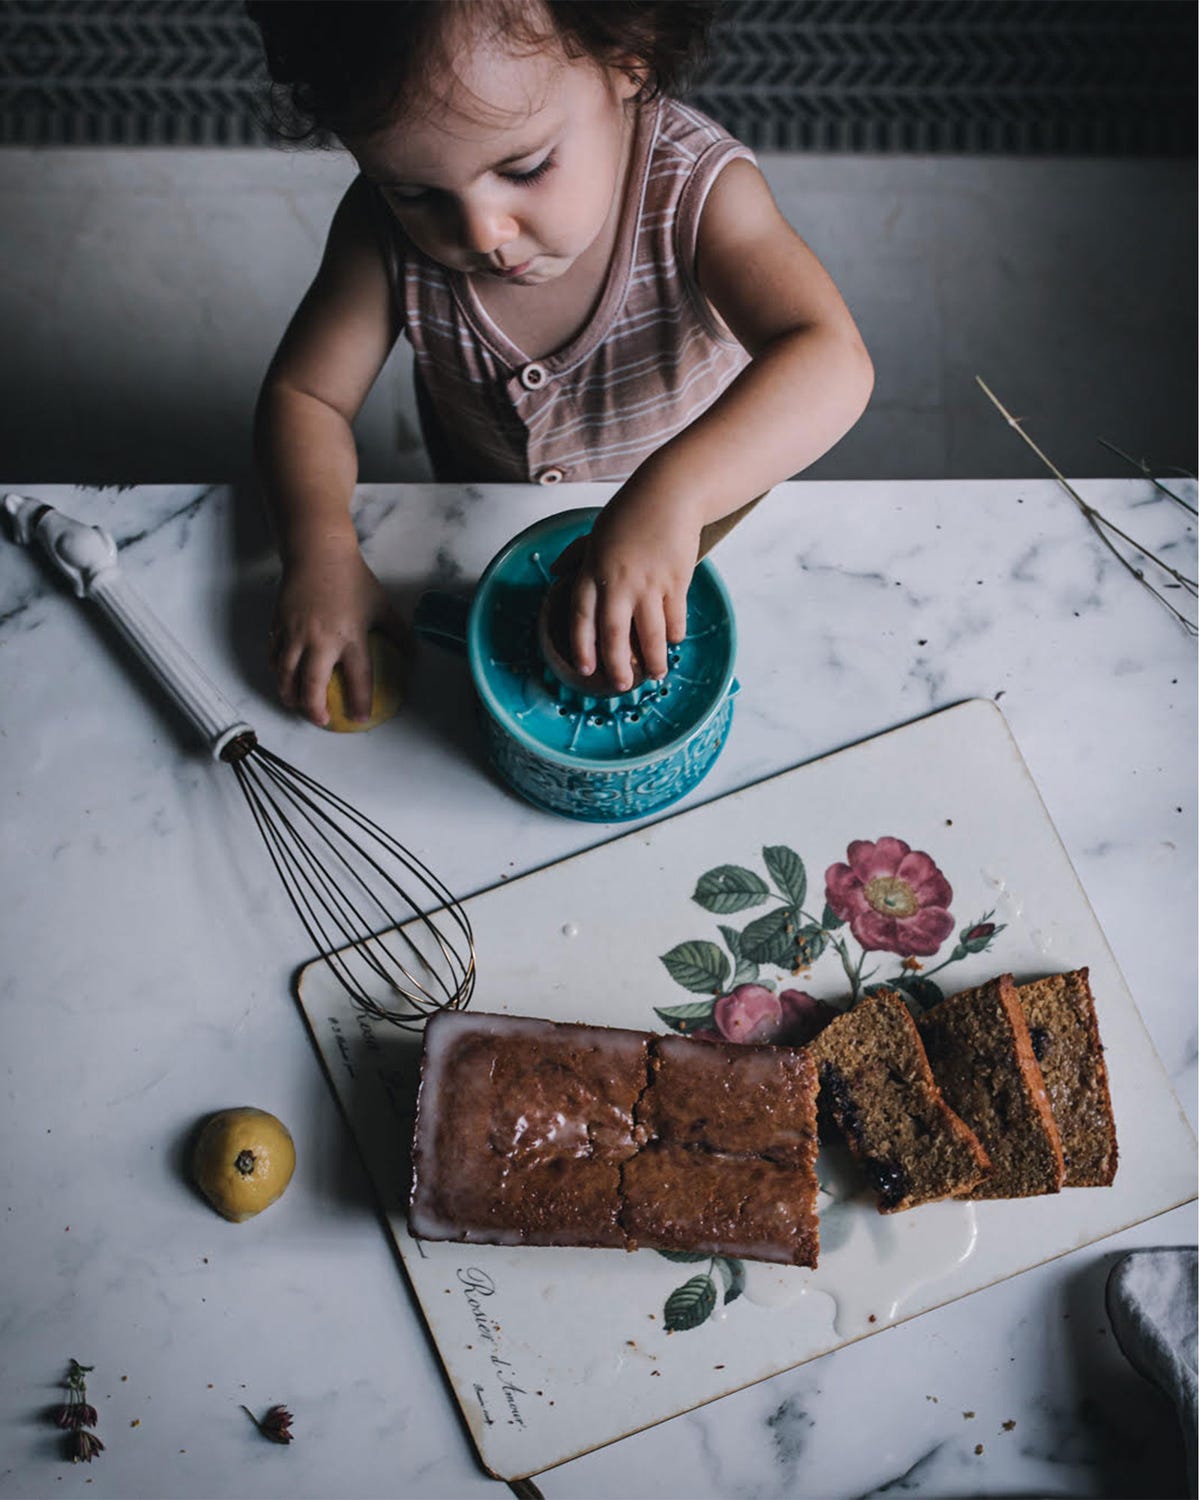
top-left (348, 26), bottom-right (640, 286)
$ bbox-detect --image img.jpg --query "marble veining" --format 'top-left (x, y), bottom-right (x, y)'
top-left (0, 478), bottom-right (1194, 1500)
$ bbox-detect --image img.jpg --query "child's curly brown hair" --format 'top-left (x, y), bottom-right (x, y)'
top-left (246, 0), bottom-right (720, 144)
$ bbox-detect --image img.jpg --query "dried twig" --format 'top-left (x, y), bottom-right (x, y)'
top-left (976, 377), bottom-right (1197, 635)
top-left (1097, 438), bottom-right (1197, 517)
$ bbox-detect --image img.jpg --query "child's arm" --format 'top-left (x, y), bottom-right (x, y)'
top-left (568, 158), bottom-right (875, 693)
top-left (254, 177), bottom-right (404, 726)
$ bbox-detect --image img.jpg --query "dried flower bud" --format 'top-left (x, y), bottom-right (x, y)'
top-left (55, 1400), bottom-right (99, 1429)
top-left (243, 1403), bottom-right (294, 1444)
top-left (72, 1429), bottom-right (105, 1463)
top-left (261, 1406), bottom-right (294, 1444)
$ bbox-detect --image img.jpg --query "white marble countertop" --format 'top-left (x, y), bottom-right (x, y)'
top-left (0, 478), bottom-right (1195, 1500)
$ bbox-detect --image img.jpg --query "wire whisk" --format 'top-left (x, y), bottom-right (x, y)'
top-left (5, 494), bottom-right (475, 1028)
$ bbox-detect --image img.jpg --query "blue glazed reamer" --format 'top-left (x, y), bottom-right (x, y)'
top-left (414, 507), bottom-right (741, 822)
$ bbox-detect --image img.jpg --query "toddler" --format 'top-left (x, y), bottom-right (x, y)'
top-left (247, 0), bottom-right (873, 724)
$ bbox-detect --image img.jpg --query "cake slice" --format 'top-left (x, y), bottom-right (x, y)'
top-left (622, 1143), bottom-right (820, 1266)
top-left (408, 1011), bottom-right (649, 1248)
top-left (625, 1037), bottom-right (820, 1266)
top-left (639, 1033), bottom-right (819, 1166)
top-left (918, 974), bottom-right (1065, 1199)
top-left (807, 989), bottom-right (991, 1212)
top-left (1017, 968), bottom-right (1118, 1186)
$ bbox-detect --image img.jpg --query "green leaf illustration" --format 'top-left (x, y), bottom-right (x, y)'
top-left (654, 1000), bottom-right (719, 1034)
top-left (659, 941), bottom-right (730, 995)
top-left (693, 865), bottom-right (770, 914)
top-left (718, 924), bottom-right (759, 987)
top-left (891, 974), bottom-right (945, 1012)
top-left (713, 1257), bottom-right (746, 1305)
top-left (657, 1249), bottom-right (711, 1264)
top-left (763, 845), bottom-right (807, 909)
top-left (740, 906), bottom-right (798, 966)
top-left (793, 923), bottom-right (828, 969)
top-left (821, 902), bottom-right (845, 931)
top-left (664, 1274), bottom-right (718, 1332)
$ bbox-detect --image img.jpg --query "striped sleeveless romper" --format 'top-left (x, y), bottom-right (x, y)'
top-left (376, 97), bottom-right (755, 485)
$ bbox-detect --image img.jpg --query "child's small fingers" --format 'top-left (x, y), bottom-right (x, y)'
top-left (274, 638), bottom-right (304, 710)
top-left (295, 647), bottom-right (336, 727)
top-left (597, 596), bottom-right (636, 694)
top-left (633, 598), bottom-right (669, 681)
top-left (339, 641), bottom-right (374, 722)
top-left (569, 575), bottom-right (599, 677)
top-left (664, 589), bottom-right (689, 647)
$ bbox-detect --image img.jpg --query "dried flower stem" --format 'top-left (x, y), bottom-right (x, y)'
top-left (976, 377), bottom-right (1197, 634)
top-left (54, 1359), bottom-right (103, 1463)
top-left (1097, 438), bottom-right (1197, 517)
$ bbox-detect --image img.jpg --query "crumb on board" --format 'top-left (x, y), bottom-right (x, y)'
top-left (963, 1410), bottom-right (975, 1419)
top-left (1002, 1420), bottom-right (1016, 1432)
top-left (130, 1419), bottom-right (140, 1428)
top-left (975, 1444), bottom-right (984, 1456)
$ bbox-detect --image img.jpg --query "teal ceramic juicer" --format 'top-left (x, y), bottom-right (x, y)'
top-left (415, 504), bottom-right (754, 821)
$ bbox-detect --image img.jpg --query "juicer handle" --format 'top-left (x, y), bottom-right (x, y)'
top-left (412, 589), bottom-right (471, 655)
top-left (3, 495), bottom-right (256, 760)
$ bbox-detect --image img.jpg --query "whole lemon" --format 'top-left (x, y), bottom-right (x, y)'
top-left (191, 1107), bottom-right (296, 1223)
top-left (324, 630), bottom-right (409, 733)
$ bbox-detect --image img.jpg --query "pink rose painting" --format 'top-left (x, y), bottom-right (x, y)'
top-left (693, 984), bottom-right (838, 1047)
top-left (823, 837), bottom-right (955, 957)
top-left (656, 837), bottom-right (1004, 1038)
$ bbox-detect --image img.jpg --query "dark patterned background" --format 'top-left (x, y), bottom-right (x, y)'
top-left (0, 0), bottom-right (1195, 154)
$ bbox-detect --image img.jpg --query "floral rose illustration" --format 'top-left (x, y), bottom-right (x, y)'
top-left (695, 984), bottom-right (838, 1046)
top-left (824, 837), bottom-right (954, 957)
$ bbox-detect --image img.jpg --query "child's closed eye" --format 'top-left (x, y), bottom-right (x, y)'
top-left (503, 152), bottom-right (556, 187)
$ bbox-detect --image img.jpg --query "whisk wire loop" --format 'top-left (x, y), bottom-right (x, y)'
top-left (230, 743), bottom-right (476, 1028)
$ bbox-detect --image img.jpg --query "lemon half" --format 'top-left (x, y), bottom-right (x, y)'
top-left (192, 1107), bottom-right (296, 1223)
top-left (324, 631), bottom-right (409, 733)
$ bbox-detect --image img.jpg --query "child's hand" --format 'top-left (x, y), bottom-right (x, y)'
top-left (268, 541), bottom-right (403, 726)
top-left (563, 489), bottom-right (703, 692)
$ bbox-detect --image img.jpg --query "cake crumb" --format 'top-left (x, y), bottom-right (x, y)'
top-left (714, 1364), bottom-right (725, 1370)
top-left (650, 1370), bottom-right (661, 1376)
top-left (974, 1444), bottom-right (984, 1456)
top-left (1002, 1420), bottom-right (1016, 1432)
top-left (130, 1419), bottom-right (140, 1428)
top-left (868, 1314), bottom-right (877, 1323)
top-left (963, 1410), bottom-right (975, 1419)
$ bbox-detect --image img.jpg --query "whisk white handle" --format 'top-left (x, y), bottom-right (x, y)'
top-left (4, 495), bottom-right (255, 760)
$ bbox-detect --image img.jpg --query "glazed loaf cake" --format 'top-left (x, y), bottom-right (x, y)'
top-left (807, 989), bottom-right (991, 1212)
top-left (408, 1011), bottom-right (820, 1266)
top-left (918, 975), bottom-right (1065, 1199)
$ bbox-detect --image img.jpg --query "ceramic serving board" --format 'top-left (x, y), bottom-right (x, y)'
top-left (296, 699), bottom-right (1196, 1481)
